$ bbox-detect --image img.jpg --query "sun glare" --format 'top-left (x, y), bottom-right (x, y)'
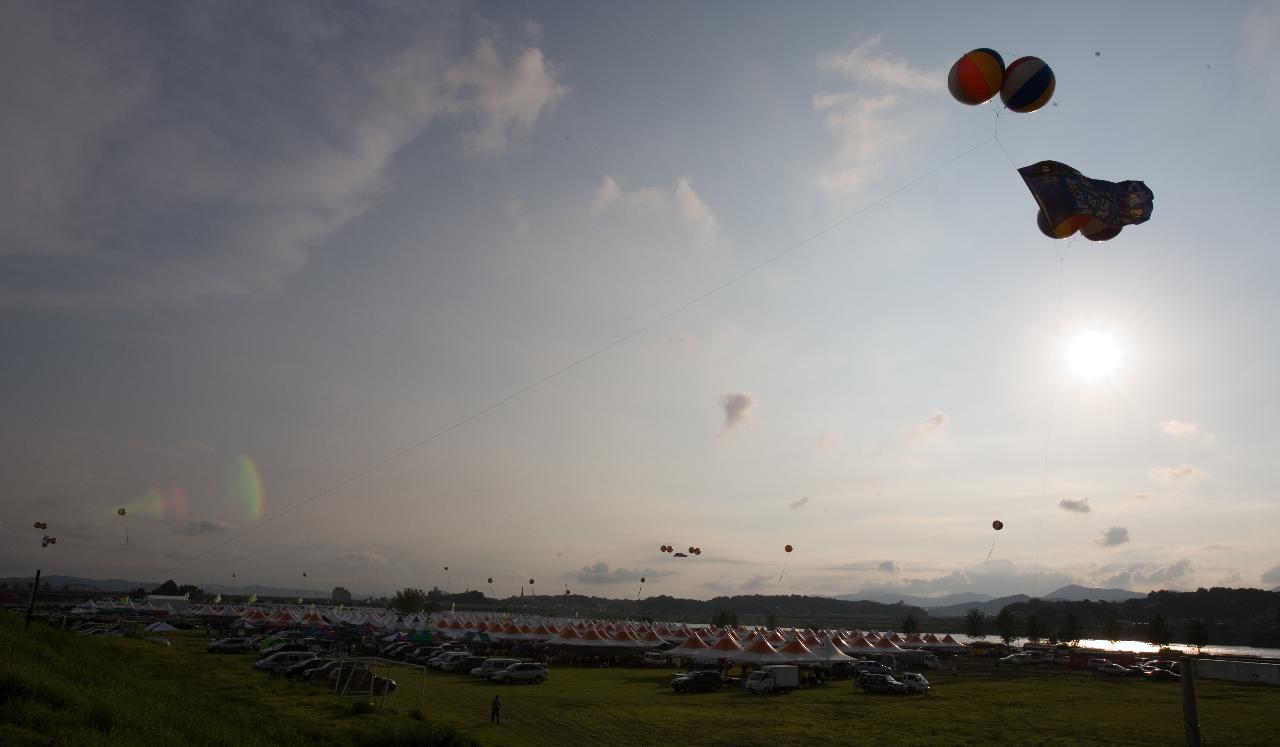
top-left (1064, 330), bottom-right (1123, 381)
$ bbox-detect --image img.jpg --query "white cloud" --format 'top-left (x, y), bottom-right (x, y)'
top-left (1150, 465), bottom-right (1210, 483)
top-left (1262, 564), bottom-right (1280, 585)
top-left (1096, 526), bottom-right (1131, 547)
top-left (817, 36), bottom-right (941, 91)
top-left (814, 37), bottom-right (938, 194)
top-left (337, 551), bottom-right (390, 567)
top-left (1161, 420), bottom-right (1215, 445)
top-left (1101, 559), bottom-right (1192, 589)
top-left (591, 175), bottom-right (718, 242)
top-left (1130, 492), bottom-right (1152, 500)
top-left (1058, 498), bottom-right (1091, 513)
top-left (179, 520), bottom-right (232, 536)
top-left (813, 93), bottom-right (902, 193)
top-left (720, 392), bottom-right (757, 431)
top-left (789, 496), bottom-right (811, 510)
top-left (906, 408), bottom-right (949, 442)
top-left (878, 560), bottom-right (898, 574)
top-left (573, 561), bottom-right (671, 584)
top-left (0, 4), bottom-right (566, 311)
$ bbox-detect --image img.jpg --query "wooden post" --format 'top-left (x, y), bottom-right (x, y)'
top-left (24, 569), bottom-right (42, 628)
top-left (1182, 656), bottom-right (1201, 747)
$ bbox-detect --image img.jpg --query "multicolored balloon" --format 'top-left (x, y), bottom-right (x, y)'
top-left (1001, 56), bottom-right (1055, 113)
top-left (1022, 160), bottom-right (1153, 241)
top-left (948, 48), bottom-right (1005, 106)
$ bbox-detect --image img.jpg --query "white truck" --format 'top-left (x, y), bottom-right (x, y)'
top-left (744, 664), bottom-right (800, 694)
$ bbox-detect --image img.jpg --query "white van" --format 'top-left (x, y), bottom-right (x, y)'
top-left (471, 657), bottom-right (519, 678)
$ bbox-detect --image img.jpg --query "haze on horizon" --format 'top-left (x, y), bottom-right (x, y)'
top-left (3, 1), bottom-right (1279, 602)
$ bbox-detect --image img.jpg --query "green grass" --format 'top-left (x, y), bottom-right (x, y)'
top-left (0, 613), bottom-right (474, 746)
top-left (4, 613), bottom-right (1279, 746)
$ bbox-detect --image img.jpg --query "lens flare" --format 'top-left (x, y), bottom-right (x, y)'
top-left (227, 454), bottom-right (264, 522)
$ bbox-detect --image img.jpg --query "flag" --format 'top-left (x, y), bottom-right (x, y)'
top-left (214, 593), bottom-right (222, 603)
top-left (117, 595), bottom-right (129, 605)
top-left (248, 593), bottom-right (258, 604)
top-left (183, 591), bottom-right (191, 600)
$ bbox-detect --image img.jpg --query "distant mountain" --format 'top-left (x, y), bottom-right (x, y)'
top-left (836, 591), bottom-right (993, 609)
top-left (927, 594), bottom-right (1031, 617)
top-left (1044, 585), bottom-right (1143, 602)
top-left (0, 574), bottom-right (348, 600)
top-left (0, 575), bottom-right (148, 592)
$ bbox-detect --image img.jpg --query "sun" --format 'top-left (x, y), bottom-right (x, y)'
top-left (1064, 330), bottom-right (1123, 381)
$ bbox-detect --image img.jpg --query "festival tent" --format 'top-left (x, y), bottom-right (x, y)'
top-left (776, 637), bottom-right (822, 664)
top-left (144, 621), bottom-right (178, 633)
top-left (734, 636), bottom-right (785, 665)
top-left (705, 635), bottom-right (745, 659)
top-left (808, 637), bottom-right (855, 663)
top-left (664, 634), bottom-right (713, 658)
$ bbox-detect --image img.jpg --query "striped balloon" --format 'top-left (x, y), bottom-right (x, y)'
top-left (1037, 210), bottom-right (1089, 239)
top-left (1001, 56), bottom-right (1055, 113)
top-left (948, 48), bottom-right (1005, 105)
top-left (1080, 218), bottom-right (1122, 242)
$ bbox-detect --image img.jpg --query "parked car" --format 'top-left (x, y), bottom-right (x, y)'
top-left (260, 642), bottom-right (310, 659)
top-left (491, 663), bottom-right (548, 685)
top-left (671, 670), bottom-right (723, 693)
top-left (455, 655), bottom-right (487, 674)
top-left (1139, 660), bottom-right (1181, 675)
top-left (852, 660), bottom-right (892, 678)
top-left (899, 672), bottom-right (930, 694)
top-left (1143, 667), bottom-right (1181, 682)
top-left (471, 658), bottom-right (519, 679)
top-left (306, 659), bottom-right (349, 684)
top-left (1000, 653), bottom-right (1039, 666)
top-left (283, 657), bottom-right (329, 680)
top-left (860, 674), bottom-right (909, 694)
top-left (437, 652), bottom-right (474, 671)
top-left (253, 651), bottom-right (317, 673)
top-left (207, 637), bottom-right (250, 653)
top-left (1095, 661), bottom-right (1134, 677)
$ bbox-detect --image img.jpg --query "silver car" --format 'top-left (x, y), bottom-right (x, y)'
top-left (490, 662), bottom-right (548, 685)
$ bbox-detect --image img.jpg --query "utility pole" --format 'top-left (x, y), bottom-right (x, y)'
top-left (1182, 656), bottom-right (1201, 747)
top-left (24, 569), bottom-right (42, 628)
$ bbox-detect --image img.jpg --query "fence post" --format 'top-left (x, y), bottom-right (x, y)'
top-left (24, 569), bottom-right (42, 628)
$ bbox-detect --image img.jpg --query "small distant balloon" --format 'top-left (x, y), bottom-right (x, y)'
top-left (528, 578), bottom-right (535, 585)
top-left (784, 544), bottom-right (793, 553)
top-left (640, 577), bottom-right (646, 583)
top-left (688, 547), bottom-right (695, 554)
top-left (564, 588), bottom-right (570, 596)
top-left (993, 520), bottom-right (1004, 531)
top-left (117, 508), bottom-right (127, 516)
top-left (487, 577), bottom-right (494, 584)
top-left (41, 534), bottom-right (57, 547)
top-left (693, 548), bottom-right (701, 556)
top-left (443, 566), bottom-right (449, 571)
top-left (34, 521), bottom-right (47, 529)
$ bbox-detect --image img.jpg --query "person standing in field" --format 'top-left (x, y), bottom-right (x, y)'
top-left (490, 694), bottom-right (501, 725)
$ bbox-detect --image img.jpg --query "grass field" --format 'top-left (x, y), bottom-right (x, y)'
top-left (4, 614), bottom-right (1279, 746)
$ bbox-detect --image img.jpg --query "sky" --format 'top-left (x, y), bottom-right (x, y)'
top-left (3, 1), bottom-right (1279, 601)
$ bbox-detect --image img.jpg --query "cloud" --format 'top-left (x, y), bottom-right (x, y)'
top-left (337, 551), bottom-right (390, 567)
top-left (591, 175), bottom-right (717, 242)
top-left (878, 560), bottom-right (898, 574)
top-left (1101, 560), bottom-right (1193, 589)
top-left (817, 36), bottom-right (941, 91)
top-left (816, 433), bottom-right (839, 454)
top-left (814, 37), bottom-right (938, 194)
top-left (1260, 564), bottom-right (1280, 585)
top-left (1130, 492), bottom-right (1152, 501)
top-left (1150, 465), bottom-right (1210, 483)
top-left (179, 520), bottom-right (232, 536)
top-left (572, 562), bottom-right (671, 585)
top-left (789, 496), bottom-right (810, 510)
top-left (1096, 526), bottom-right (1130, 547)
top-left (703, 573), bottom-right (773, 595)
top-left (0, 4), bottom-right (566, 311)
top-left (720, 392), bottom-right (757, 431)
top-left (1161, 420), bottom-right (1215, 445)
top-left (1058, 498), bottom-right (1091, 513)
top-left (849, 559), bottom-right (1075, 600)
top-left (906, 408), bottom-right (949, 442)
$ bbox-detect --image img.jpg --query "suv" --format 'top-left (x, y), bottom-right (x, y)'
top-left (899, 673), bottom-right (930, 694)
top-left (671, 670), bottom-right (723, 693)
top-left (472, 658), bottom-right (519, 679)
top-left (852, 660), bottom-right (891, 678)
top-left (491, 663), bottom-right (549, 685)
top-left (438, 652), bottom-right (474, 672)
top-left (860, 673), bottom-right (909, 694)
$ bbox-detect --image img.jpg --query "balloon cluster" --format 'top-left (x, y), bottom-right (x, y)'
top-left (33, 521), bottom-right (48, 530)
top-left (42, 535), bottom-right (57, 547)
top-left (117, 508), bottom-right (127, 517)
top-left (948, 48), bottom-right (1055, 113)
